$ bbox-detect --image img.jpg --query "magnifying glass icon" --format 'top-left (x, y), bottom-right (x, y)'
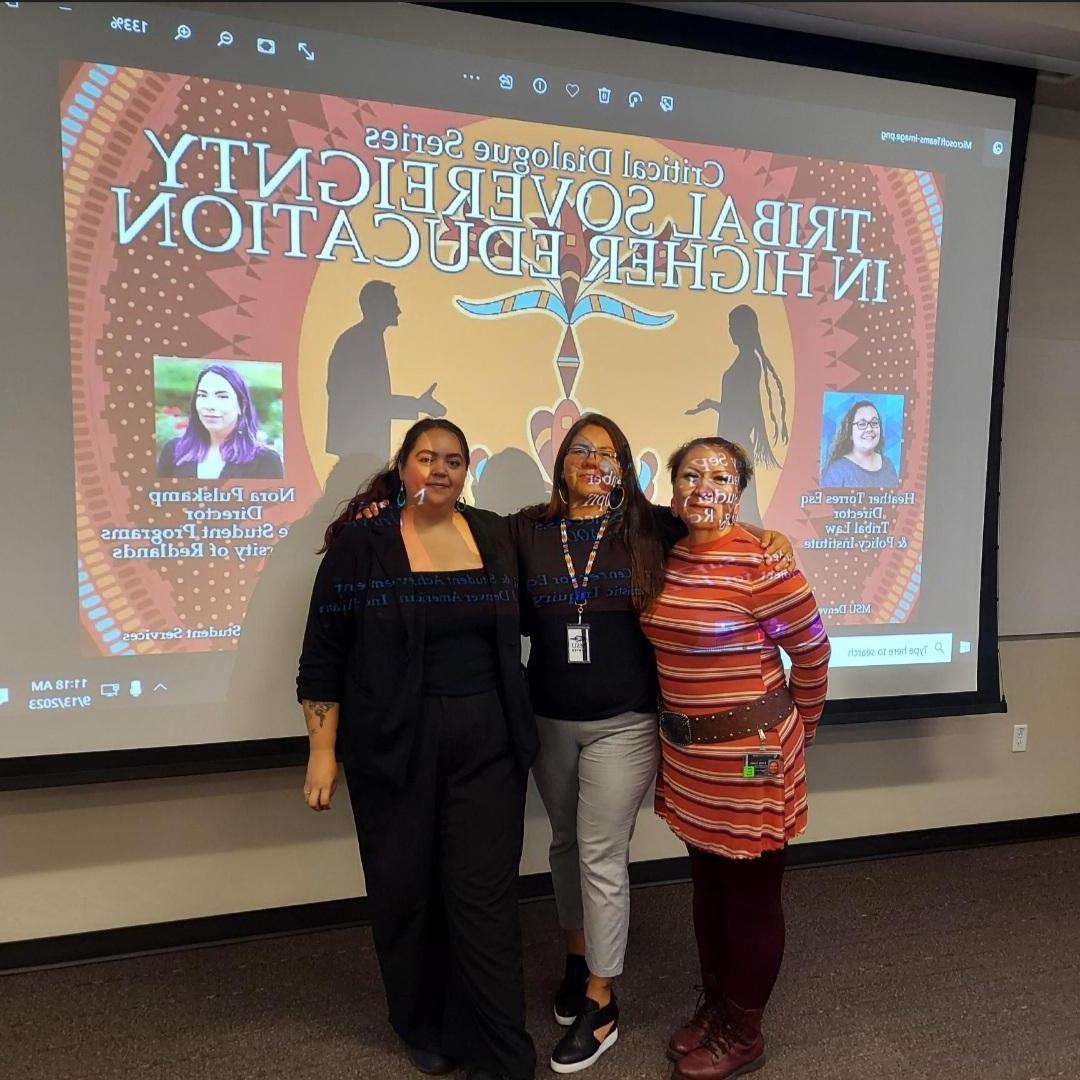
top-left (218, 30), bottom-right (234, 47)
top-left (934, 641), bottom-right (945, 655)
top-left (175, 24), bottom-right (192, 41)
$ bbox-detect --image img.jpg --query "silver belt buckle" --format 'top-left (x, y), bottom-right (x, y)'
top-left (661, 711), bottom-right (693, 746)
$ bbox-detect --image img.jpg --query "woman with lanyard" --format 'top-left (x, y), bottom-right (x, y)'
top-left (358, 412), bottom-right (793, 1073)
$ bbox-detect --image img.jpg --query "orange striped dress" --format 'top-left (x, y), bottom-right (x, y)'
top-left (639, 527), bottom-right (831, 859)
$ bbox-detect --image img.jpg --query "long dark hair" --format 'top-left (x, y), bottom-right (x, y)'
top-left (729, 305), bottom-right (789, 463)
top-left (320, 418), bottom-right (471, 552)
top-left (525, 412), bottom-right (665, 611)
top-left (174, 363), bottom-right (262, 466)
top-left (824, 399), bottom-right (881, 471)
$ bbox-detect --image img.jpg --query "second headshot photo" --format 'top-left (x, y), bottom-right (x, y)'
top-left (819, 391), bottom-right (904, 489)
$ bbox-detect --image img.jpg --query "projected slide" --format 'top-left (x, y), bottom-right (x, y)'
top-left (0, 0), bottom-right (1016, 763)
top-left (64, 66), bottom-right (939, 660)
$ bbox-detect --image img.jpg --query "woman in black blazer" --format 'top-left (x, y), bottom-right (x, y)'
top-left (297, 418), bottom-right (536, 1080)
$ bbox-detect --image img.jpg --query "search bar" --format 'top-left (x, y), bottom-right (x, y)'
top-left (829, 633), bottom-right (953, 668)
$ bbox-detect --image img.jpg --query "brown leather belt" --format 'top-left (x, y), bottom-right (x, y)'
top-left (659, 686), bottom-right (795, 746)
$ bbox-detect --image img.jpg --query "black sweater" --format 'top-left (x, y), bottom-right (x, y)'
top-left (296, 507), bottom-right (536, 787)
top-left (509, 507), bottom-right (684, 721)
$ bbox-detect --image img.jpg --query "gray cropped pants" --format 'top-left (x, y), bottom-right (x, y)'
top-left (531, 709), bottom-right (660, 978)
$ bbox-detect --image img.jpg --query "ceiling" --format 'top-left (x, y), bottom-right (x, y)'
top-left (643, 1), bottom-right (1080, 109)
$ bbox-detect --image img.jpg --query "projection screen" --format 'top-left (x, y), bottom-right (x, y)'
top-left (0, 1), bottom-right (1027, 784)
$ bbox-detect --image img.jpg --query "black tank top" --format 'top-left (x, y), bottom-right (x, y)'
top-left (413, 570), bottom-right (499, 696)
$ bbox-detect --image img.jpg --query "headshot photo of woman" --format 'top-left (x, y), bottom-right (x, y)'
top-left (820, 398), bottom-right (900, 489)
top-left (156, 362), bottom-right (284, 480)
top-left (687, 304), bottom-right (789, 525)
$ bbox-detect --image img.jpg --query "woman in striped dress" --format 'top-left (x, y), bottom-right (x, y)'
top-left (640, 436), bottom-right (830, 1080)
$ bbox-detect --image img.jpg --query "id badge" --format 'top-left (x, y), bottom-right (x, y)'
top-left (743, 752), bottom-right (782, 779)
top-left (566, 623), bottom-right (592, 664)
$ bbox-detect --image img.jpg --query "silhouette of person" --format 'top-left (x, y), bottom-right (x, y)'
top-left (687, 304), bottom-right (789, 525)
top-left (325, 281), bottom-right (445, 460)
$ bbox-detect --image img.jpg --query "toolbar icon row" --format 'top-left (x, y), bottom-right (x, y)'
top-left (499, 74), bottom-right (674, 112)
top-left (169, 24), bottom-right (315, 61)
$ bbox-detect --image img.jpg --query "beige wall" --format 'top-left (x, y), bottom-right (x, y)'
top-left (2, 637), bottom-right (1076, 943)
top-left (2, 112), bottom-right (1078, 946)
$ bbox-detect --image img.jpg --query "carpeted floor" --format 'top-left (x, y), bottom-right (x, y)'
top-left (4, 838), bottom-right (1079, 1080)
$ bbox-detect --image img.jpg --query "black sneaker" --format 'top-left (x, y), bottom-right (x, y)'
top-left (553, 953), bottom-right (589, 1026)
top-left (549, 994), bottom-right (618, 1073)
top-left (409, 1046), bottom-right (457, 1076)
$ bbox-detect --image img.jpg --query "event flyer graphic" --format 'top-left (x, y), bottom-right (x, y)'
top-left (61, 63), bottom-right (942, 656)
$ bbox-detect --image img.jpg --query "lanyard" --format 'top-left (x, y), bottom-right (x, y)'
top-left (560, 513), bottom-right (610, 623)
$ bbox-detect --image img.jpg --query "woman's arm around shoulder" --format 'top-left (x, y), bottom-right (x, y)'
top-left (749, 562), bottom-right (831, 744)
top-left (464, 504), bottom-right (515, 547)
top-left (650, 503), bottom-right (687, 551)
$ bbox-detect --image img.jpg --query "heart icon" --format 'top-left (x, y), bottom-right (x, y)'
top-left (565, 83), bottom-right (580, 98)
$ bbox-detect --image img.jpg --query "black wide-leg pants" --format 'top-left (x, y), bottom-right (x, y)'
top-left (346, 689), bottom-right (536, 1079)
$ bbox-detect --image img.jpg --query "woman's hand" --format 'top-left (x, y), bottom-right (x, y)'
top-left (355, 499), bottom-right (390, 521)
top-left (759, 529), bottom-right (795, 565)
top-left (304, 748), bottom-right (338, 811)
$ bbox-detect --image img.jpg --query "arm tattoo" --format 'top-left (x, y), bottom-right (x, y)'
top-left (302, 700), bottom-right (335, 734)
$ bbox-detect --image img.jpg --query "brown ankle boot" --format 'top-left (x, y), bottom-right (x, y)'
top-left (666, 976), bottom-right (723, 1061)
top-left (671, 1000), bottom-right (766, 1080)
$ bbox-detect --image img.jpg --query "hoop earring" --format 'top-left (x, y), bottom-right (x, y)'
top-left (607, 485), bottom-right (625, 511)
top-left (395, 485), bottom-right (407, 510)
top-left (556, 480), bottom-right (569, 505)
top-left (454, 496), bottom-right (467, 512)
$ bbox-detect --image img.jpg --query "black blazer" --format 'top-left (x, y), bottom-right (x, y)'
top-left (296, 506), bottom-right (537, 787)
top-left (157, 438), bottom-right (284, 479)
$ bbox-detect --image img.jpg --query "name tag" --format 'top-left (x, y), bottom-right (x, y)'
top-left (566, 623), bottom-right (591, 664)
top-left (743, 752), bottom-right (782, 779)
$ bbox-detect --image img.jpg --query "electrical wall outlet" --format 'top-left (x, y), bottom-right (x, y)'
top-left (1012, 724), bottom-right (1028, 753)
